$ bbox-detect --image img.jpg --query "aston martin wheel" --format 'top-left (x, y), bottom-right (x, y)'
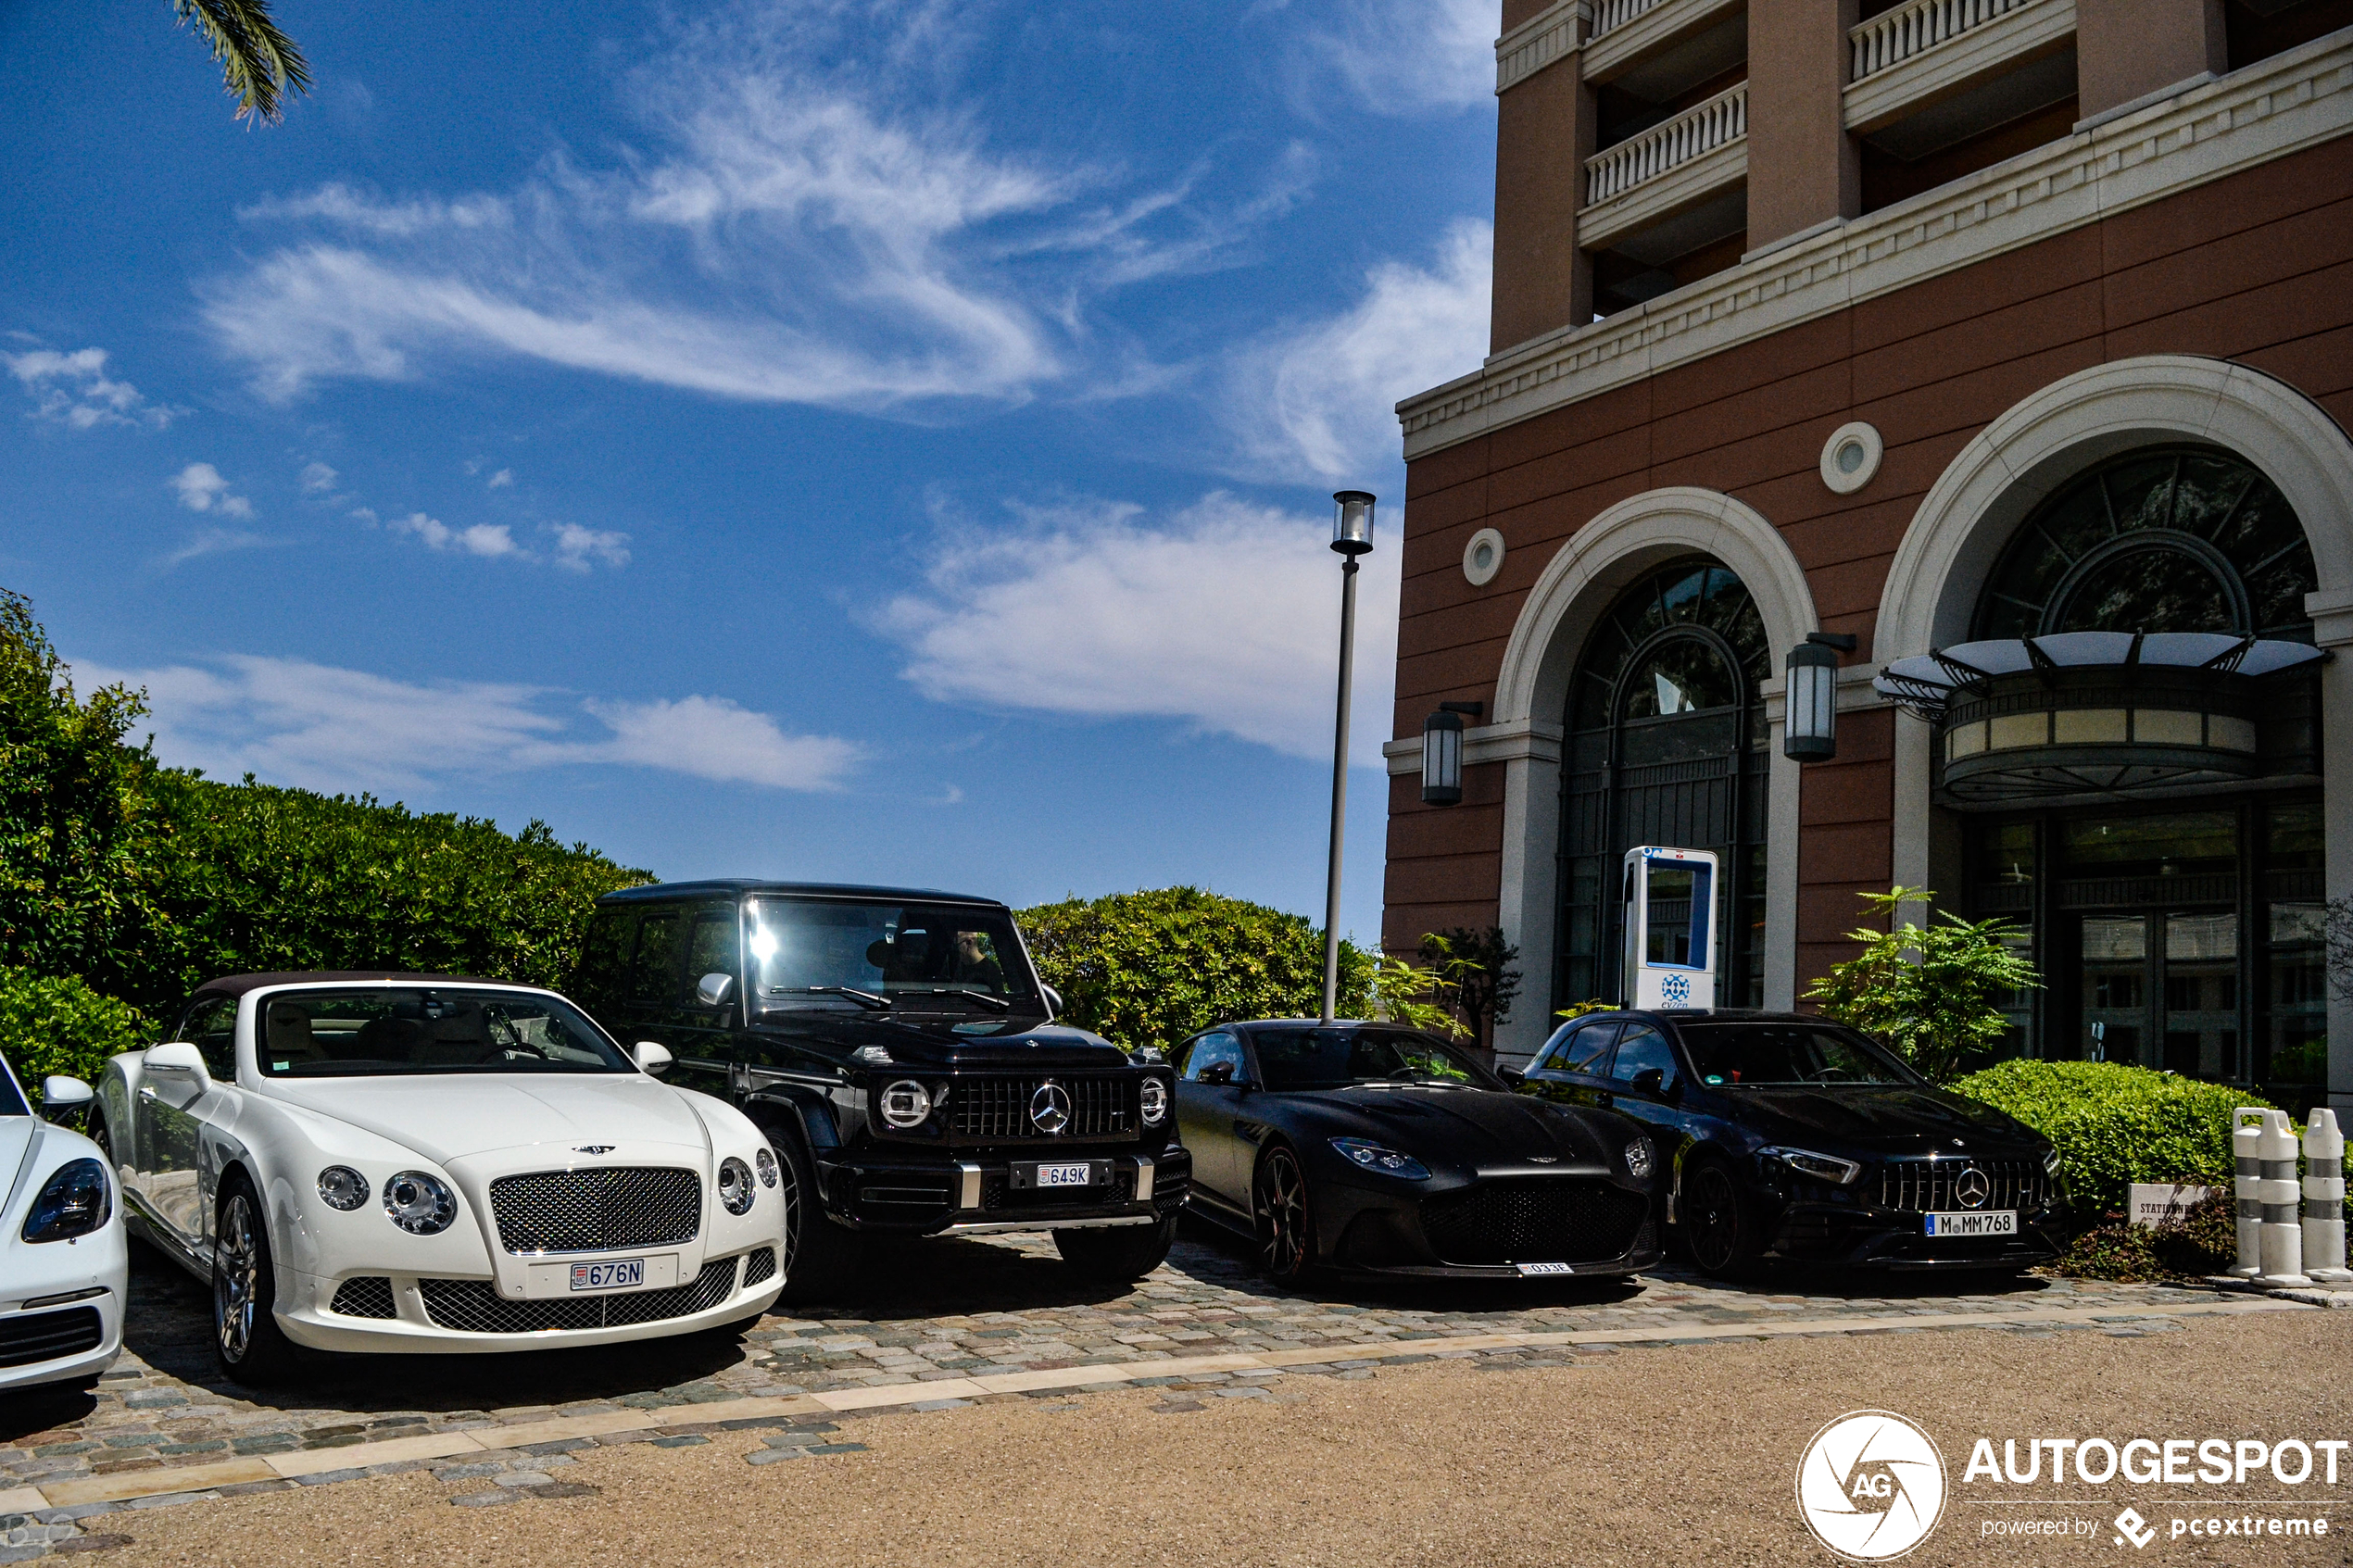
top-left (1682, 1157), bottom-right (1761, 1280)
top-left (764, 1123), bottom-right (862, 1305)
top-left (1253, 1145), bottom-right (1315, 1285)
top-left (212, 1179), bottom-right (298, 1384)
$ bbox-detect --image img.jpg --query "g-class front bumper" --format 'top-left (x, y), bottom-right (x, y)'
top-left (815, 1147), bottom-right (1192, 1236)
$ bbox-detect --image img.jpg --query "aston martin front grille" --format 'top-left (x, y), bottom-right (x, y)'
top-left (1418, 1179), bottom-right (1647, 1266)
top-left (1878, 1159), bottom-right (2045, 1213)
top-left (418, 1258), bottom-right (738, 1333)
top-left (330, 1276), bottom-right (398, 1319)
top-left (946, 1077), bottom-right (1136, 1142)
top-left (489, 1167), bottom-right (702, 1254)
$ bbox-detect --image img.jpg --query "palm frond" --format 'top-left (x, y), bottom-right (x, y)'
top-left (170, 0), bottom-right (312, 124)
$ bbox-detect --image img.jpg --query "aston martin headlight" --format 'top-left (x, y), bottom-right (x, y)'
top-left (1139, 1078), bottom-right (1169, 1126)
top-left (755, 1147), bottom-right (779, 1188)
top-left (1624, 1138), bottom-right (1655, 1180)
top-left (1329, 1139), bottom-right (1430, 1180)
top-left (317, 1166), bottom-right (369, 1211)
top-left (383, 1171), bottom-right (457, 1235)
top-left (719, 1157), bottom-right (758, 1215)
top-left (22, 1159), bottom-right (110, 1243)
top-left (1758, 1145), bottom-right (1862, 1185)
top-left (878, 1080), bottom-right (933, 1130)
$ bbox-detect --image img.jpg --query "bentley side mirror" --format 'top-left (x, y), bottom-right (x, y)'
top-left (145, 1042), bottom-right (208, 1083)
top-left (43, 1075), bottom-right (94, 1121)
top-left (633, 1041), bottom-right (674, 1077)
top-left (695, 972), bottom-right (736, 1009)
top-left (1498, 1065), bottom-right (1526, 1088)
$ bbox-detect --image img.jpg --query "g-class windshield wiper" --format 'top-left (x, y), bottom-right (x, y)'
top-left (776, 985), bottom-right (894, 1011)
top-left (899, 988), bottom-right (1012, 1012)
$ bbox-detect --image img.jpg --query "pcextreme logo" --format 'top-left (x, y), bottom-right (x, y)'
top-left (1796, 1410), bottom-right (1949, 1562)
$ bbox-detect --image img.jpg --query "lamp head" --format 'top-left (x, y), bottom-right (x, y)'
top-left (1331, 491), bottom-right (1376, 557)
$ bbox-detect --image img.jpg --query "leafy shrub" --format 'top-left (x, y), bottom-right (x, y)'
top-left (1017, 886), bottom-right (1374, 1055)
top-left (1952, 1059), bottom-right (2272, 1215)
top-left (2148, 1190), bottom-right (2240, 1277)
top-left (0, 966), bottom-right (150, 1091)
top-left (1806, 886), bottom-right (2038, 1083)
top-left (2053, 1221), bottom-right (2166, 1283)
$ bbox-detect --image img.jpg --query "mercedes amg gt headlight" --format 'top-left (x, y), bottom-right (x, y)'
top-left (318, 1166), bottom-right (369, 1211)
top-left (383, 1171), bottom-right (458, 1235)
top-left (1624, 1138), bottom-right (1655, 1180)
top-left (1758, 1145), bottom-right (1862, 1185)
top-left (1139, 1078), bottom-right (1169, 1126)
top-left (879, 1080), bottom-right (933, 1130)
top-left (1330, 1139), bottom-right (1430, 1180)
top-left (755, 1147), bottom-right (779, 1188)
top-left (2041, 1145), bottom-right (2060, 1174)
top-left (22, 1159), bottom-right (110, 1243)
top-left (720, 1157), bottom-right (758, 1215)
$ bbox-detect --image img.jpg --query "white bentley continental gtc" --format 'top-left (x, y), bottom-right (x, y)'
top-left (2, 1054), bottom-right (127, 1393)
top-left (95, 972), bottom-right (786, 1382)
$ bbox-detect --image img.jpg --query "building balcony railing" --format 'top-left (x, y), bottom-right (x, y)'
top-left (1592, 0), bottom-right (1665, 41)
top-left (1584, 82), bottom-right (1747, 206)
top-left (1851, 0), bottom-right (2039, 81)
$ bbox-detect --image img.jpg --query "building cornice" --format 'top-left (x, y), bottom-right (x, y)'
top-left (1400, 30), bottom-right (2353, 461)
top-left (1496, 0), bottom-right (1590, 94)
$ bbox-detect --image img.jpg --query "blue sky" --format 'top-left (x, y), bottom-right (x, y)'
top-left (0, 0), bottom-right (1496, 945)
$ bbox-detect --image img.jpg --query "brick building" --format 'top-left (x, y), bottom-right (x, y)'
top-left (1379, 0), bottom-right (2353, 1107)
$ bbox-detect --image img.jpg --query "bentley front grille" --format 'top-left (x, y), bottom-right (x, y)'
top-left (1878, 1158), bottom-right (2045, 1213)
top-left (419, 1257), bottom-right (739, 1334)
top-left (946, 1076), bottom-right (1137, 1142)
top-left (742, 1247), bottom-right (778, 1288)
top-left (1418, 1179), bottom-right (1648, 1267)
top-left (489, 1167), bottom-right (702, 1255)
top-left (330, 1276), bottom-right (398, 1319)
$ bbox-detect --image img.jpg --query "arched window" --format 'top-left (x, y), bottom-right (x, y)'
top-left (1557, 559), bottom-right (1769, 1010)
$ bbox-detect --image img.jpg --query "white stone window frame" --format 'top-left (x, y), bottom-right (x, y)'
top-left (1464, 528), bottom-right (1507, 587)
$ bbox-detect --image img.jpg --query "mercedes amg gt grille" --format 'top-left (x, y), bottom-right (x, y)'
top-left (418, 1257), bottom-right (738, 1333)
top-left (330, 1276), bottom-right (398, 1319)
top-left (489, 1167), bottom-right (702, 1254)
top-left (1879, 1159), bottom-right (2045, 1214)
top-left (946, 1077), bottom-right (1136, 1141)
top-left (0, 1305), bottom-right (102, 1368)
top-left (1418, 1179), bottom-right (1648, 1266)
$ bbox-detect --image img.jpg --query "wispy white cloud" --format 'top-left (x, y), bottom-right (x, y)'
top-left (6, 347), bottom-right (178, 430)
top-left (1221, 218), bottom-right (1490, 483)
top-left (298, 461), bottom-right (339, 494)
top-left (1286, 0), bottom-right (1498, 114)
top-left (485, 468), bottom-right (513, 489)
top-left (161, 528), bottom-right (273, 570)
top-left (77, 652), bottom-right (862, 796)
top-left (549, 523), bottom-right (631, 572)
top-left (875, 492), bottom-right (1397, 766)
top-left (391, 511), bottom-right (520, 558)
top-left (170, 462), bottom-right (257, 520)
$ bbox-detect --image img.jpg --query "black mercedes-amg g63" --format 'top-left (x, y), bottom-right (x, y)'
top-left (569, 882), bottom-right (1187, 1299)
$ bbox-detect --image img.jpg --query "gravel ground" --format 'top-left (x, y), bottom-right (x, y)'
top-left (75, 1307), bottom-right (2353, 1568)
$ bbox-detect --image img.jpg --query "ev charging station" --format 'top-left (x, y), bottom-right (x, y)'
top-left (1620, 846), bottom-right (1719, 1010)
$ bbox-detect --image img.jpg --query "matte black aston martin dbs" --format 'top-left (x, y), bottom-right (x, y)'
top-left (1171, 1022), bottom-right (1665, 1282)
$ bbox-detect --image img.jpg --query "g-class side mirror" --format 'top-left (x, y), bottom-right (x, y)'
top-left (695, 972), bottom-right (736, 1009)
top-left (633, 1041), bottom-right (673, 1077)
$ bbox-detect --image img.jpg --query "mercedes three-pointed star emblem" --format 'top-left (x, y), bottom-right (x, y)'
top-left (1955, 1166), bottom-right (1991, 1210)
top-left (1029, 1082), bottom-right (1072, 1135)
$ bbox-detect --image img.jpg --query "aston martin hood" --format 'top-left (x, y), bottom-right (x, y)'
top-left (258, 1076), bottom-right (711, 1166)
top-left (1318, 1085), bottom-right (1616, 1164)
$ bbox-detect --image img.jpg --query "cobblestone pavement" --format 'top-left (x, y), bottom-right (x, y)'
top-left (3, 1223), bottom-right (2238, 1520)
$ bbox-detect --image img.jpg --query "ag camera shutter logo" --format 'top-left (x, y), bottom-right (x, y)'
top-left (1796, 1410), bottom-right (1948, 1561)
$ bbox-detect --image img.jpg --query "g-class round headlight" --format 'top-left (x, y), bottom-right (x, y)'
top-left (22, 1159), bottom-right (110, 1244)
top-left (383, 1171), bottom-right (457, 1236)
top-left (879, 1079), bottom-right (932, 1130)
top-left (720, 1157), bottom-right (758, 1215)
top-left (1139, 1077), bottom-right (1169, 1126)
top-left (318, 1166), bottom-right (369, 1211)
top-left (755, 1147), bottom-right (779, 1188)
top-left (1624, 1138), bottom-right (1655, 1180)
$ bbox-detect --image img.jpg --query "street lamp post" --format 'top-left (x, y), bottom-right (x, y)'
top-left (1321, 491), bottom-right (1376, 1025)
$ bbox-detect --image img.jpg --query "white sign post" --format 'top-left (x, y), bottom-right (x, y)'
top-left (1619, 846), bottom-right (1718, 1011)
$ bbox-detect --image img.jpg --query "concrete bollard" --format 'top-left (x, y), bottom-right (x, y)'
top-left (2233, 1109), bottom-right (2266, 1278)
top-left (2304, 1109), bottom-right (2352, 1283)
top-left (2258, 1107), bottom-right (2312, 1287)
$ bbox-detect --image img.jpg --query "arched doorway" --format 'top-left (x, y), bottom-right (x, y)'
top-left (1556, 558), bottom-right (1769, 1010)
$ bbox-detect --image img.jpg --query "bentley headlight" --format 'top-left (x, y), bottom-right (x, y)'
top-left (1329, 1139), bottom-right (1430, 1180)
top-left (755, 1147), bottom-right (779, 1188)
top-left (22, 1159), bottom-right (110, 1243)
top-left (318, 1166), bottom-right (369, 1211)
top-left (1139, 1078), bottom-right (1169, 1126)
top-left (878, 1080), bottom-right (933, 1130)
top-left (383, 1171), bottom-right (458, 1236)
top-left (1758, 1145), bottom-right (1861, 1185)
top-left (720, 1157), bottom-right (757, 1215)
top-left (1624, 1138), bottom-right (1655, 1180)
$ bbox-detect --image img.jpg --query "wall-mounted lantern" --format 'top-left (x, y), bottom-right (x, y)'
top-left (1421, 701), bottom-right (1484, 805)
top-left (1783, 632), bottom-right (1856, 762)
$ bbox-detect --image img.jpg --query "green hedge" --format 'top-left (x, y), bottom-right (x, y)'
top-left (1951, 1059), bottom-right (2273, 1215)
top-left (0, 966), bottom-right (149, 1091)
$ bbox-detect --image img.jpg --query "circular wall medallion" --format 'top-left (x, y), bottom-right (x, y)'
top-left (1819, 422), bottom-right (1883, 495)
top-left (1463, 527), bottom-right (1505, 586)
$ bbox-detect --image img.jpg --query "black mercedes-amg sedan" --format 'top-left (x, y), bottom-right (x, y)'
top-left (1507, 1010), bottom-right (2064, 1277)
top-left (1171, 1021), bottom-right (1664, 1283)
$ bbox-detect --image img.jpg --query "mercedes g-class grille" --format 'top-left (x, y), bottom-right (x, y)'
top-left (489, 1167), bottom-right (702, 1254)
top-left (1418, 1179), bottom-right (1648, 1266)
top-left (419, 1257), bottom-right (737, 1333)
top-left (1878, 1159), bottom-right (2045, 1213)
top-left (947, 1076), bottom-right (1137, 1142)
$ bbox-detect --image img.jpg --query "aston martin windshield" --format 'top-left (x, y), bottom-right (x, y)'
top-left (1253, 1029), bottom-right (1504, 1091)
top-left (257, 989), bottom-right (634, 1077)
top-left (1676, 1024), bottom-right (1917, 1086)
top-left (746, 898), bottom-right (1038, 1010)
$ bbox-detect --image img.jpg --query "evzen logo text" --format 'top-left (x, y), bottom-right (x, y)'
top-left (1796, 1413), bottom-right (2340, 1560)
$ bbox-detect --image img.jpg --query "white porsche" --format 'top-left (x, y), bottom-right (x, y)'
top-left (2, 1055), bottom-right (127, 1393)
top-left (94, 972), bottom-right (786, 1383)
